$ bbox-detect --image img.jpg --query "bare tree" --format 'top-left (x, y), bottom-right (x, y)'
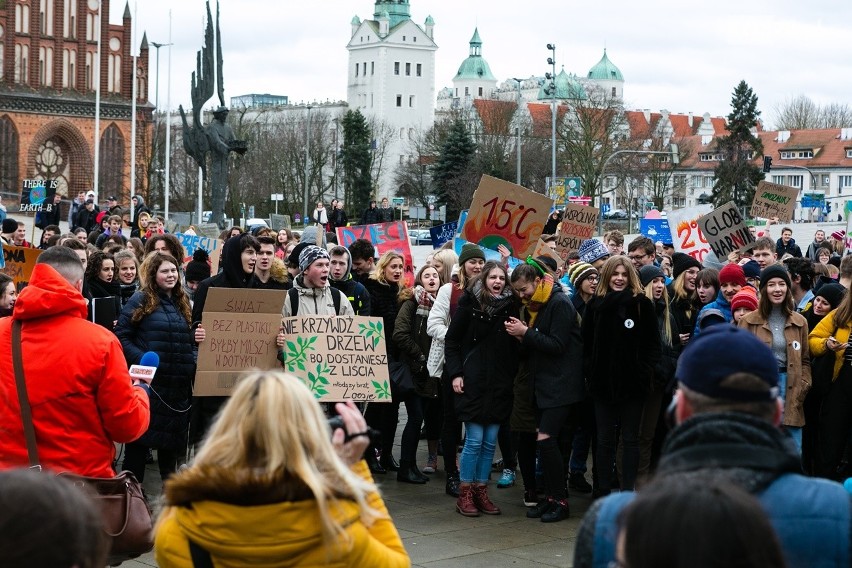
top-left (558, 86), bottom-right (631, 202)
top-left (772, 95), bottom-right (852, 129)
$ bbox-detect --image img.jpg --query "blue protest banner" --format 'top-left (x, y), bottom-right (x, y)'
top-left (639, 219), bottom-right (673, 243)
top-left (174, 232), bottom-right (220, 261)
top-left (430, 222), bottom-right (457, 249)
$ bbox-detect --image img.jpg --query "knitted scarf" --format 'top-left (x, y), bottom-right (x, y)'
top-left (412, 285), bottom-right (435, 318)
top-left (524, 274), bottom-right (555, 327)
top-left (472, 280), bottom-right (515, 317)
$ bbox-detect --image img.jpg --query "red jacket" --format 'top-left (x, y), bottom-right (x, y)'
top-left (0, 264), bottom-right (150, 477)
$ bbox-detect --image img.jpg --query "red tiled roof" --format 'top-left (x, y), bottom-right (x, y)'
top-left (759, 129), bottom-right (852, 168)
top-left (526, 102), bottom-right (570, 138)
top-left (472, 99), bottom-right (517, 136)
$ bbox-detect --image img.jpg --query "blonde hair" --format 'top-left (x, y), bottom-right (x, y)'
top-left (644, 279), bottom-right (673, 346)
top-left (431, 249), bottom-right (458, 286)
top-left (161, 371), bottom-right (380, 552)
top-left (370, 251), bottom-right (405, 285)
top-left (595, 255), bottom-right (644, 297)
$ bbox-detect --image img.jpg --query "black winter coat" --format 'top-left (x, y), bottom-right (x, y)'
top-left (521, 287), bottom-right (584, 409)
top-left (652, 297), bottom-right (680, 392)
top-left (115, 291), bottom-right (196, 450)
top-left (363, 278), bottom-right (401, 360)
top-left (361, 206), bottom-right (381, 225)
top-left (668, 290), bottom-right (699, 342)
top-left (445, 290), bottom-right (519, 423)
top-left (582, 290), bottom-right (662, 402)
top-left (393, 294), bottom-right (437, 398)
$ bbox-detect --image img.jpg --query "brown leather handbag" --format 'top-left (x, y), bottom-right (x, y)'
top-left (11, 319), bottom-right (154, 564)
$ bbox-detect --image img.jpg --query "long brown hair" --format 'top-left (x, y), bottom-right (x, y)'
top-left (595, 256), bottom-right (643, 297)
top-left (131, 253), bottom-right (191, 325)
top-left (832, 285), bottom-right (852, 329)
top-left (757, 278), bottom-right (794, 320)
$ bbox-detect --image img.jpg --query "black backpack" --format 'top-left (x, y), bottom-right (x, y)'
top-left (288, 287), bottom-right (342, 316)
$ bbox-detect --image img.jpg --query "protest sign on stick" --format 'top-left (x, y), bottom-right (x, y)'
top-left (1, 246), bottom-right (41, 290)
top-left (698, 201), bottom-right (755, 259)
top-left (532, 239), bottom-right (562, 264)
top-left (667, 204), bottom-right (713, 262)
top-left (554, 204), bottom-right (599, 261)
top-left (279, 315), bottom-right (390, 402)
top-left (461, 175), bottom-right (552, 260)
top-left (195, 288), bottom-right (287, 396)
top-left (337, 220), bottom-right (414, 285)
top-left (750, 181), bottom-right (799, 222)
top-left (430, 221), bottom-right (457, 249)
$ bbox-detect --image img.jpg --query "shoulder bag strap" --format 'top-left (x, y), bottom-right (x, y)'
top-left (11, 319), bottom-right (41, 469)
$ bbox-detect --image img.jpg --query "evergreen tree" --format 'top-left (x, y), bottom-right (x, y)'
top-left (432, 119), bottom-right (476, 219)
top-left (712, 81), bottom-right (764, 211)
top-left (340, 110), bottom-right (373, 215)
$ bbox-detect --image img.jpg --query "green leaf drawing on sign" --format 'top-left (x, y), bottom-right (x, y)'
top-left (284, 335), bottom-right (318, 373)
top-left (306, 363), bottom-right (332, 398)
top-left (371, 380), bottom-right (391, 400)
top-left (358, 321), bottom-right (384, 348)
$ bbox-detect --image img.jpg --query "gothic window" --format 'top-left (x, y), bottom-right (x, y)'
top-left (99, 124), bottom-right (124, 197)
top-left (63, 48), bottom-right (76, 88)
top-left (63, 0), bottom-right (77, 39)
top-left (35, 138), bottom-right (70, 196)
top-left (40, 0), bottom-right (55, 36)
top-left (0, 117), bottom-right (19, 195)
top-left (39, 46), bottom-right (53, 86)
top-left (14, 44), bottom-right (29, 84)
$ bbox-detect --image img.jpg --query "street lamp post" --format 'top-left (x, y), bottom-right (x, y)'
top-left (303, 105), bottom-right (313, 224)
top-left (149, 41), bottom-right (172, 220)
top-left (597, 147), bottom-right (680, 235)
top-left (546, 44), bottom-right (557, 191)
top-left (512, 78), bottom-right (523, 186)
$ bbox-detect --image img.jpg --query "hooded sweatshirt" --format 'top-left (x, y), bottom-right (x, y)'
top-left (191, 235), bottom-right (256, 323)
top-left (0, 264), bottom-right (150, 476)
top-left (329, 249), bottom-right (371, 316)
top-left (130, 194), bottom-right (151, 236)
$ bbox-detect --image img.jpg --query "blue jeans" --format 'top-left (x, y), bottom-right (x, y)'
top-left (459, 422), bottom-right (500, 483)
top-left (779, 372), bottom-right (803, 453)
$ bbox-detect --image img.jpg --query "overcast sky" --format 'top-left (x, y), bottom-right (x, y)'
top-left (116, 0), bottom-right (851, 128)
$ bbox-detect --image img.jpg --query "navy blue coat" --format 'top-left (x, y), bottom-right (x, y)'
top-left (115, 290), bottom-right (196, 450)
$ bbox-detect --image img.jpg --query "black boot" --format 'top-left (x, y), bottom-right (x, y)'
top-left (445, 472), bottom-right (461, 497)
top-left (379, 452), bottom-right (400, 472)
top-left (541, 498), bottom-right (569, 523)
top-left (365, 450), bottom-right (386, 475)
top-left (397, 461), bottom-right (429, 484)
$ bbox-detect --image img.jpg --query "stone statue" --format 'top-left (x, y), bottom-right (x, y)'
top-left (177, 0), bottom-right (246, 229)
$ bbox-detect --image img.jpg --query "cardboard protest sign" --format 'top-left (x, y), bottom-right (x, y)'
top-left (698, 201), bottom-right (755, 259)
top-left (269, 214), bottom-right (291, 231)
top-left (336, 221), bottom-right (414, 285)
top-left (209, 240), bottom-right (223, 275)
top-left (667, 205), bottom-right (713, 262)
top-left (461, 175), bottom-right (552, 260)
top-left (554, 204), bottom-right (599, 261)
top-left (195, 223), bottom-right (221, 239)
top-left (279, 316), bottom-right (390, 402)
top-left (174, 232), bottom-right (220, 262)
top-left (751, 181), bottom-right (800, 222)
top-left (430, 221), bottom-right (457, 249)
top-left (1, 246), bottom-right (42, 290)
top-left (533, 239), bottom-right (562, 264)
top-left (195, 288), bottom-right (287, 396)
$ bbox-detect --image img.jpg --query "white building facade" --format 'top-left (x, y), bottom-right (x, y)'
top-left (346, 1), bottom-right (437, 198)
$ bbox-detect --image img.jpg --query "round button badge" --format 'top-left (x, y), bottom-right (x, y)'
top-left (624, 319), bottom-right (635, 329)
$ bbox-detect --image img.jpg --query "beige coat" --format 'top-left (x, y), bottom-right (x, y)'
top-left (739, 310), bottom-right (811, 427)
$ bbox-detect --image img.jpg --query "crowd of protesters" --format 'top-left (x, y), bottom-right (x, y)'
top-left (3, 195), bottom-right (852, 566)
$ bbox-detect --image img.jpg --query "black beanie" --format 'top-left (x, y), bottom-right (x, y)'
top-left (185, 249), bottom-right (211, 282)
top-left (759, 264), bottom-right (792, 290)
top-left (671, 252), bottom-right (702, 280)
top-left (815, 283), bottom-right (846, 310)
top-left (2, 218), bottom-right (18, 234)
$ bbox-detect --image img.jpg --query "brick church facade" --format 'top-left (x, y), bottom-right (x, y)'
top-left (0, 0), bottom-right (151, 205)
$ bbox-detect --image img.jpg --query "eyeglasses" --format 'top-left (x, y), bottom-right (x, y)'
top-left (587, 274), bottom-right (600, 282)
top-left (627, 253), bottom-right (648, 261)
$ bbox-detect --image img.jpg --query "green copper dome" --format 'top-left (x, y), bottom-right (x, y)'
top-left (537, 69), bottom-right (587, 100)
top-left (587, 49), bottom-right (624, 81)
top-left (455, 28), bottom-right (496, 82)
top-left (373, 1), bottom-right (411, 28)
top-left (351, 15), bottom-right (361, 25)
top-left (425, 15), bottom-right (434, 25)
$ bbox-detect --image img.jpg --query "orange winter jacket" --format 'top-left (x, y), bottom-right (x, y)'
top-left (0, 264), bottom-right (150, 477)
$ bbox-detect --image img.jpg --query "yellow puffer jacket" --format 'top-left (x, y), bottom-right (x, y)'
top-left (154, 461), bottom-right (410, 568)
top-left (808, 309), bottom-right (852, 381)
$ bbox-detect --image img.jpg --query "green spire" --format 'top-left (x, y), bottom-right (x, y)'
top-left (587, 49), bottom-right (624, 81)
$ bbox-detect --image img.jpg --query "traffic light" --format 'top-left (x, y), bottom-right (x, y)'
top-left (828, 202), bottom-right (833, 214)
top-left (762, 156), bottom-right (773, 173)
